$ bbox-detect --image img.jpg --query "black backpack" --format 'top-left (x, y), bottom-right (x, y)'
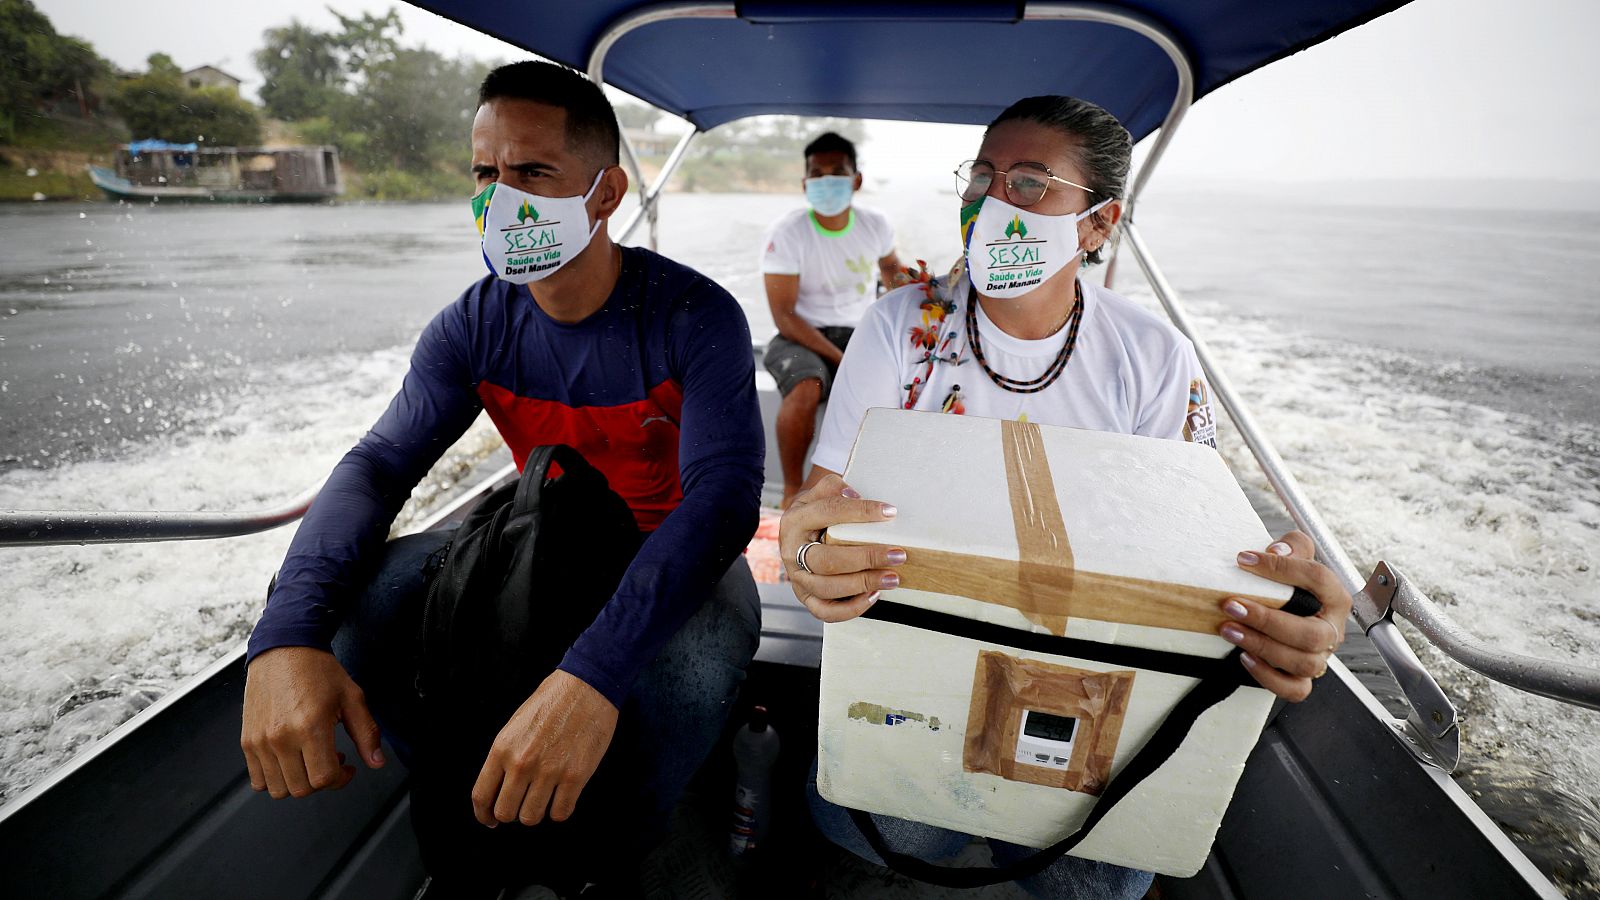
top-left (411, 444), bottom-right (642, 893)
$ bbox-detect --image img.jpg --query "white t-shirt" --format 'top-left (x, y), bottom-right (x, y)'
top-left (759, 206), bottom-right (897, 328)
top-left (812, 270), bottom-right (1218, 474)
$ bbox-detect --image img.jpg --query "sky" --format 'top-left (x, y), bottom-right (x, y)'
top-left (36, 0), bottom-right (1600, 193)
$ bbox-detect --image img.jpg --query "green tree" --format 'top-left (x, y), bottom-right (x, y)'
top-left (255, 10), bottom-right (401, 123)
top-left (329, 9), bottom-right (402, 74)
top-left (144, 52), bottom-right (181, 80)
top-left (0, 0), bottom-right (112, 141)
top-left (255, 21), bottom-right (345, 121)
top-left (184, 87), bottom-right (266, 145)
top-left (108, 55), bottom-right (262, 145)
top-left (252, 6), bottom-right (500, 197)
top-left (340, 47), bottom-right (487, 171)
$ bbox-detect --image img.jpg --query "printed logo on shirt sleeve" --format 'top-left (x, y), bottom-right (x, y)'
top-left (1182, 377), bottom-right (1217, 448)
top-left (765, 240), bottom-right (777, 254)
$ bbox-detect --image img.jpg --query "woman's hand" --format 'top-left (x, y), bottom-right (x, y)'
top-left (1218, 530), bottom-right (1353, 702)
top-left (780, 472), bottom-right (906, 623)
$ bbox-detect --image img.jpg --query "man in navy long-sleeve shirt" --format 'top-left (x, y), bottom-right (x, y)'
top-left (240, 62), bottom-right (763, 885)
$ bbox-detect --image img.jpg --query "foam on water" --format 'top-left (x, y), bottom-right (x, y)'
top-left (0, 345), bottom-right (502, 803)
top-left (1123, 286), bottom-right (1600, 892)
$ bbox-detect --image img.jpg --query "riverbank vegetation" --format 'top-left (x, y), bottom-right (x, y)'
top-left (1, 0), bottom-right (867, 202)
top-left (253, 10), bottom-right (489, 200)
top-left (0, 0), bottom-right (116, 199)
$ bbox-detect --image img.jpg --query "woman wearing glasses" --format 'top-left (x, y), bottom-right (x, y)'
top-left (779, 96), bottom-right (1353, 897)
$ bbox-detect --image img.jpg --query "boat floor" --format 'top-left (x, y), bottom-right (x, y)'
top-left (581, 660), bottom-right (1037, 900)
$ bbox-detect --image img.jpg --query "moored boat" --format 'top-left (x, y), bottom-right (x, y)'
top-left (87, 140), bottom-right (343, 203)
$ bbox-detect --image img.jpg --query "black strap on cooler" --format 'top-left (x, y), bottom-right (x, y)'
top-left (848, 588), bottom-right (1321, 888)
top-left (860, 600), bottom-right (1262, 685)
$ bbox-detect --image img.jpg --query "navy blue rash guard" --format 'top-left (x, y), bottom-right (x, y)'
top-left (247, 246), bottom-right (764, 707)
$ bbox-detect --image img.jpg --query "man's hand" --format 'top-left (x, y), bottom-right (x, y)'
top-left (241, 646), bottom-right (385, 799)
top-left (1218, 531), bottom-right (1354, 702)
top-left (765, 272), bottom-right (844, 366)
top-left (471, 669), bottom-right (619, 828)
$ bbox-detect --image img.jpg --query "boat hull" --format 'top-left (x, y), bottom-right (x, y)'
top-left (0, 584), bottom-right (1556, 899)
top-left (0, 383), bottom-right (1561, 898)
top-left (87, 165), bottom-right (339, 204)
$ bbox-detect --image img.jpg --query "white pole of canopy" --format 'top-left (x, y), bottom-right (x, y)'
top-left (584, 2), bottom-right (1195, 263)
top-left (587, 3), bottom-right (737, 251)
top-left (1025, 3), bottom-right (1196, 288)
top-left (1026, 3), bottom-right (1196, 214)
top-left (615, 129), bottom-right (700, 246)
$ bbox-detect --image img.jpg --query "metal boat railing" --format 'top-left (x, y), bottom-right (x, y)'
top-left (0, 461), bottom-right (516, 827)
top-left (1356, 560), bottom-right (1600, 712)
top-left (1123, 222), bottom-right (1600, 744)
top-left (0, 485), bottom-right (322, 546)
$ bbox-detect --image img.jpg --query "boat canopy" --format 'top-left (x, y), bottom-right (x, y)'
top-left (411, 0), bottom-right (1408, 139)
top-left (126, 139), bottom-right (199, 154)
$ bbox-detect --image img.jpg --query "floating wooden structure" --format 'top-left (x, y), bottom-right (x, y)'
top-left (88, 141), bottom-right (342, 203)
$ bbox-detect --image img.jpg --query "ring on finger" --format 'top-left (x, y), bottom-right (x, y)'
top-left (796, 540), bottom-right (823, 575)
top-left (1321, 617), bottom-right (1342, 653)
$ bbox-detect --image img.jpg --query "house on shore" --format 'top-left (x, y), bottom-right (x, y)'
top-left (182, 66), bottom-right (242, 94)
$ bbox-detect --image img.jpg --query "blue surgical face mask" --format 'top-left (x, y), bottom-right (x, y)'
top-left (804, 175), bottom-right (855, 217)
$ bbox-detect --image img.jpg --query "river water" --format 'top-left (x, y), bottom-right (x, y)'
top-left (0, 189), bottom-right (1596, 894)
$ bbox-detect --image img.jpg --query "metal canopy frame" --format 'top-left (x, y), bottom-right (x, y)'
top-left (586, 3), bottom-right (733, 247)
top-left (587, 1), bottom-right (1195, 248)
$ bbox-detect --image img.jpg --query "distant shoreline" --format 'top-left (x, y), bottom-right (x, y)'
top-left (13, 172), bottom-right (1600, 211)
top-left (0, 185), bottom-right (802, 205)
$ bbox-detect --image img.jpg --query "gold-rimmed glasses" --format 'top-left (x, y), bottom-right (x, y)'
top-left (954, 160), bottom-right (1095, 207)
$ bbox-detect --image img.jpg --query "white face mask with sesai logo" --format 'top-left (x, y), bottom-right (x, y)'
top-left (471, 170), bottom-right (604, 284)
top-left (960, 193), bottom-right (1112, 299)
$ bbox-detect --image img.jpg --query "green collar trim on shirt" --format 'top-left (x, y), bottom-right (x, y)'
top-left (810, 209), bottom-right (855, 238)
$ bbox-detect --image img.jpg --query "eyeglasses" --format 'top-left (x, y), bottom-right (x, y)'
top-left (954, 160), bottom-right (1095, 207)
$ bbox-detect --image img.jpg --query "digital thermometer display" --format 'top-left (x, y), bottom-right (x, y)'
top-left (1014, 710), bottom-right (1079, 770)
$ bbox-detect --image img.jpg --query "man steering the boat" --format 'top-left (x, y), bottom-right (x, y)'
top-left (778, 96), bottom-right (1354, 898)
top-left (239, 61), bottom-right (763, 891)
top-left (761, 131), bottom-right (904, 509)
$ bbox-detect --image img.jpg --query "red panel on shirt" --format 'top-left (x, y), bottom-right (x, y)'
top-left (476, 380), bottom-right (684, 531)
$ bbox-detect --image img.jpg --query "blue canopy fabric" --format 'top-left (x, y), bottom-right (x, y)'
top-left (127, 139), bottom-right (199, 154)
top-left (410, 0), bottom-right (1410, 140)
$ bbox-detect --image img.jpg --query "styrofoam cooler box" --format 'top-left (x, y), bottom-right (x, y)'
top-left (816, 408), bottom-right (1294, 876)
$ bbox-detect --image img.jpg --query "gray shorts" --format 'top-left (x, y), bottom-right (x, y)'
top-left (763, 326), bottom-right (854, 399)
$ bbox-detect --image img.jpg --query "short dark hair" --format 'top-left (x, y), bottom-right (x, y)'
top-left (803, 132), bottom-right (857, 171)
top-left (478, 61), bottom-right (620, 169)
top-left (986, 96), bottom-right (1131, 265)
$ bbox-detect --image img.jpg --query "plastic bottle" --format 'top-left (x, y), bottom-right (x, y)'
top-left (729, 704), bottom-right (781, 856)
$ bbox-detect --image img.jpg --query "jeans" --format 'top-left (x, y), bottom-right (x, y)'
top-left (807, 758), bottom-right (1155, 900)
top-left (330, 529), bottom-right (762, 845)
